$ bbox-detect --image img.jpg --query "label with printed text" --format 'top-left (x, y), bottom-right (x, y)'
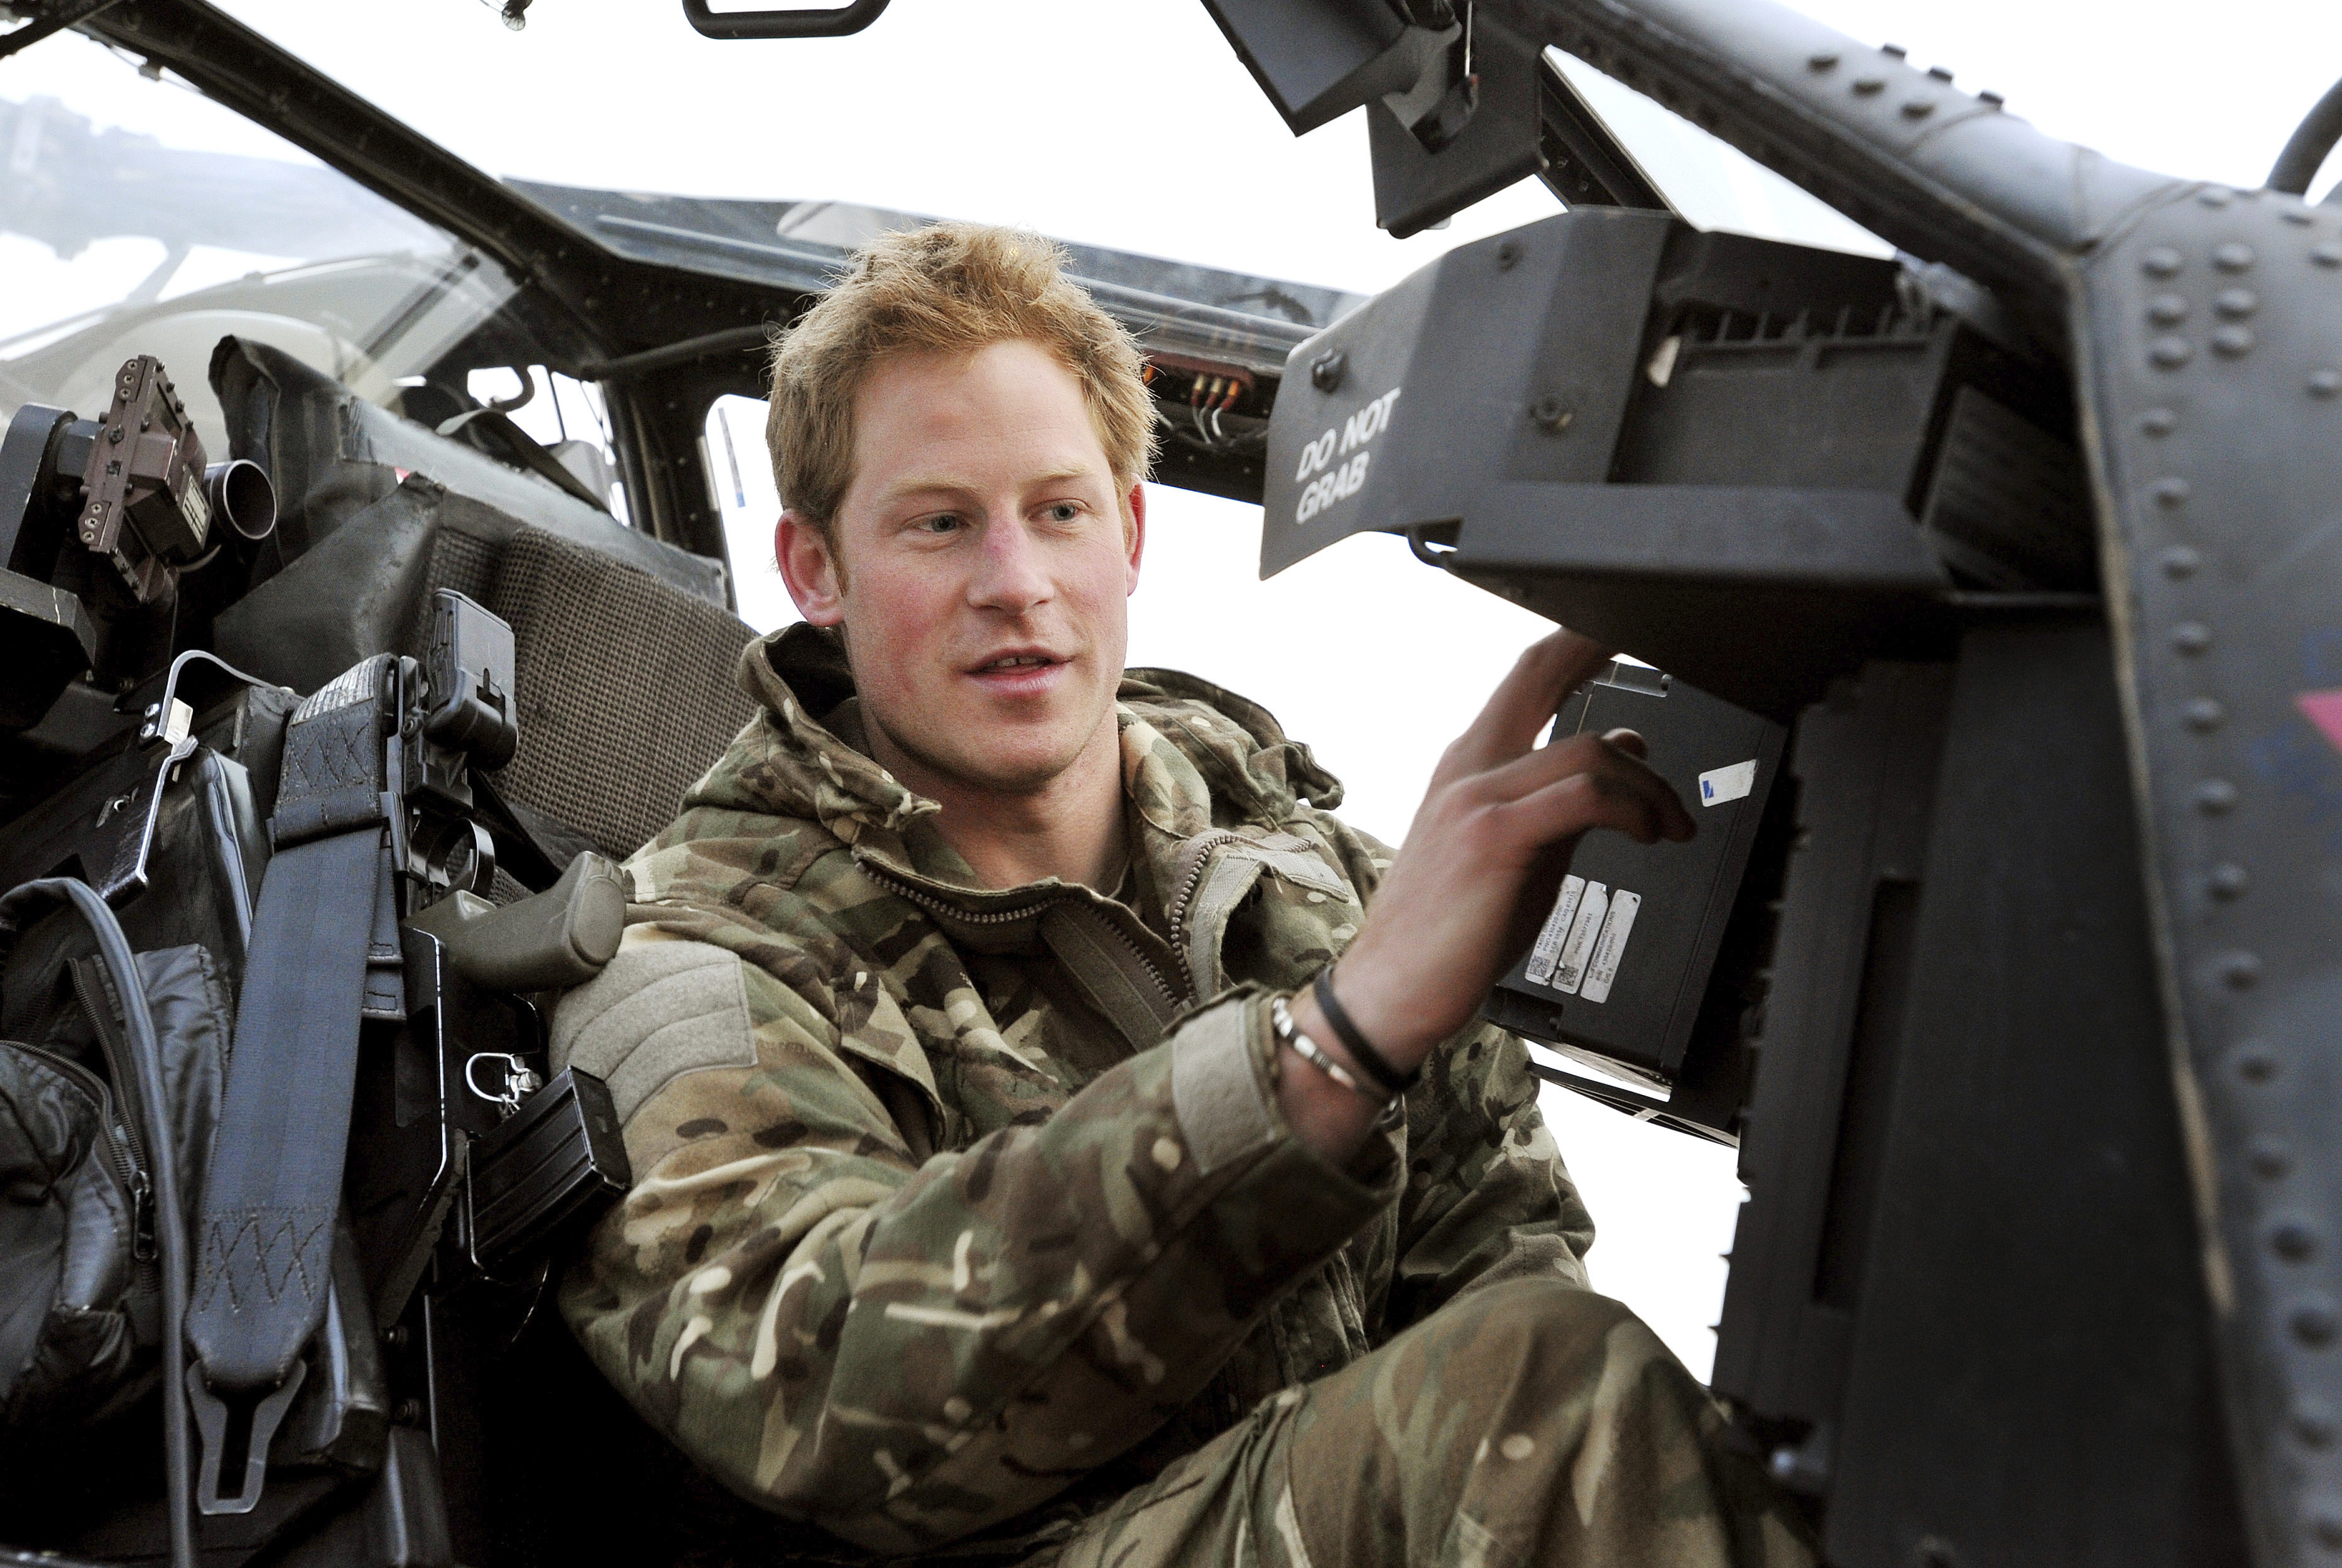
top-left (1698, 760), bottom-right (1758, 807)
top-left (1526, 875), bottom-right (1586, 986)
top-left (1579, 889), bottom-right (1643, 1004)
top-left (1549, 881), bottom-right (1610, 995)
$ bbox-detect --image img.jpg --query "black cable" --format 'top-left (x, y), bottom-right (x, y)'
top-left (2269, 73), bottom-right (2342, 195)
top-left (0, 880), bottom-right (197, 1568)
top-left (1314, 967), bottom-right (1421, 1095)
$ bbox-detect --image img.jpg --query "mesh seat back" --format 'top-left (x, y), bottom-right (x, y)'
top-left (486, 527), bottom-right (758, 861)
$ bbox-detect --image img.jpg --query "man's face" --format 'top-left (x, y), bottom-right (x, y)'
top-left (775, 338), bottom-right (1145, 798)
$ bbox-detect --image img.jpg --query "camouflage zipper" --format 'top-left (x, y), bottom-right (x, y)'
top-left (1162, 829), bottom-right (1243, 993)
top-left (854, 854), bottom-right (1187, 1009)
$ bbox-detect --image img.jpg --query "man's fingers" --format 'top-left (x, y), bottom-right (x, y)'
top-left (1466, 731), bottom-right (1694, 841)
top-left (1500, 764), bottom-right (1687, 851)
top-left (1444, 629), bottom-right (1615, 776)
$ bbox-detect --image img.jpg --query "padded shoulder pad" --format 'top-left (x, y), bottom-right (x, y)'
top-left (552, 939), bottom-right (758, 1127)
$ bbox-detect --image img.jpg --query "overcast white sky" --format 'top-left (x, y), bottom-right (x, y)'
top-left (32, 0), bottom-right (2342, 1378)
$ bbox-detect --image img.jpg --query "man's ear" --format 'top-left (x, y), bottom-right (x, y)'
top-left (776, 511), bottom-right (846, 626)
top-left (1123, 482), bottom-right (1146, 595)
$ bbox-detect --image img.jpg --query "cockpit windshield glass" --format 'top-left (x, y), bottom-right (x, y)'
top-left (201, 1), bottom-right (1891, 310)
top-left (0, 31), bottom-right (520, 460)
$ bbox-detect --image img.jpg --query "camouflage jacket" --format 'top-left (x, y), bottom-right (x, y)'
top-left (553, 624), bottom-right (1594, 1559)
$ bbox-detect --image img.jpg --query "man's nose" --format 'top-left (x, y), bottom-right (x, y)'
top-left (967, 514), bottom-right (1052, 612)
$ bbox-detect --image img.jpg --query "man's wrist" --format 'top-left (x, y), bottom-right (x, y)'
top-left (1308, 949), bottom-right (1439, 1073)
top-left (1283, 992), bottom-right (1376, 1097)
top-left (1312, 968), bottom-right (1419, 1095)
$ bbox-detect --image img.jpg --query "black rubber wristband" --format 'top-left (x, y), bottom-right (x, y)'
top-left (1314, 967), bottom-right (1420, 1095)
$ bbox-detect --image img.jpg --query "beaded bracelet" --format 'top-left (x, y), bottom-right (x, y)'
top-left (1313, 967), bottom-right (1421, 1095)
top-left (1270, 993), bottom-right (1391, 1106)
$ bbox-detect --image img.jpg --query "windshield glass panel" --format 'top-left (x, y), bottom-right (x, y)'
top-left (521, 181), bottom-right (1367, 377)
top-left (203, 1), bottom-right (2029, 315)
top-left (0, 32), bottom-right (521, 460)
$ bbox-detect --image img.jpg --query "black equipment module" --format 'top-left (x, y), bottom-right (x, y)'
top-left (1482, 660), bottom-right (1785, 1140)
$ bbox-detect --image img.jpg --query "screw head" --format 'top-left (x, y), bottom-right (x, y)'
top-left (1853, 75), bottom-right (1885, 94)
top-left (2142, 246), bottom-right (2184, 278)
top-left (2219, 950), bottom-right (2262, 988)
top-left (2236, 1046), bottom-right (2277, 1083)
top-left (2150, 336), bottom-right (2194, 369)
top-left (2208, 862), bottom-right (2249, 900)
top-left (2199, 187), bottom-right (2235, 208)
top-left (2140, 406), bottom-right (2179, 436)
top-left (2297, 1398), bottom-right (2339, 1445)
top-left (2316, 241), bottom-right (2342, 268)
top-left (2294, 1298), bottom-right (2341, 1347)
top-left (1807, 48), bottom-right (1839, 69)
top-left (2160, 544), bottom-right (2202, 577)
top-left (2273, 1219), bottom-right (2319, 1261)
top-left (2172, 621), bottom-right (2212, 654)
top-left (2196, 778), bottom-right (2238, 813)
top-left (1532, 396), bottom-right (1574, 433)
top-left (2147, 293), bottom-right (2189, 325)
top-left (2213, 241), bottom-right (2256, 272)
top-left (1901, 97), bottom-right (1935, 119)
top-left (2311, 369), bottom-right (2342, 398)
top-left (2213, 325), bottom-right (2255, 357)
top-left (1310, 351), bottom-right (1347, 393)
top-left (2184, 696), bottom-right (2225, 731)
top-left (2252, 1138), bottom-right (2293, 1179)
top-left (2214, 287), bottom-right (2258, 318)
top-left (2151, 476), bottom-right (2191, 508)
top-left (1496, 239), bottom-right (1523, 270)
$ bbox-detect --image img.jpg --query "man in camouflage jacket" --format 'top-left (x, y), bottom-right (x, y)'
top-left (554, 224), bottom-right (1810, 1566)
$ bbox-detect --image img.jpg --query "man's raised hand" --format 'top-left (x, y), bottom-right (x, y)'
top-left (1299, 629), bottom-right (1694, 1087)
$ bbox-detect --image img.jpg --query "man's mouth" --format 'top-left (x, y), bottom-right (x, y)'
top-left (971, 652), bottom-right (1063, 675)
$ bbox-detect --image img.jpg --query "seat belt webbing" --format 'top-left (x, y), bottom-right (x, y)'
top-left (185, 655), bottom-right (396, 1515)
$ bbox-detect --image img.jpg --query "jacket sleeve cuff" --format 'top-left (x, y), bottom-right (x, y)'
top-left (1167, 989), bottom-right (1402, 1229)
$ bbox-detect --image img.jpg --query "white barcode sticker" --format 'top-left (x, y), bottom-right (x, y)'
top-left (1578, 889), bottom-right (1643, 1003)
top-left (1549, 881), bottom-right (1610, 995)
top-left (1525, 875), bottom-right (1586, 984)
top-left (1699, 760), bottom-right (1758, 807)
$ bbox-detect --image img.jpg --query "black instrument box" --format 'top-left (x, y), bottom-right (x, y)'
top-left (1482, 660), bottom-right (1784, 1099)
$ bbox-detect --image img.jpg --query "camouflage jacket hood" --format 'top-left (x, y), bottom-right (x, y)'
top-left (553, 623), bottom-right (1594, 1560)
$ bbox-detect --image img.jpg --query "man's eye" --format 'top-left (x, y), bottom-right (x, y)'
top-left (917, 514), bottom-right (963, 535)
top-left (1043, 502), bottom-right (1082, 523)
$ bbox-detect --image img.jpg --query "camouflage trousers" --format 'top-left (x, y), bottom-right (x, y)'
top-left (1033, 1279), bottom-right (1814, 1568)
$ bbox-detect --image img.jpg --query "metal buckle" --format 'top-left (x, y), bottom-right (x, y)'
top-left (464, 1051), bottom-right (542, 1115)
top-left (185, 1359), bottom-right (307, 1515)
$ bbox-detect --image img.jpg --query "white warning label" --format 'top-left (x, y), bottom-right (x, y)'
top-left (1699, 760), bottom-right (1758, 807)
top-left (1549, 881), bottom-right (1611, 995)
top-left (1525, 875), bottom-right (1586, 986)
top-left (1579, 889), bottom-right (1643, 1003)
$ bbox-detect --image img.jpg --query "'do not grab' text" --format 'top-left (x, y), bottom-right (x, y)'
top-left (1293, 386), bottom-right (1402, 525)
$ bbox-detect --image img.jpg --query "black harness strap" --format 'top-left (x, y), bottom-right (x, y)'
top-left (185, 655), bottom-right (396, 1515)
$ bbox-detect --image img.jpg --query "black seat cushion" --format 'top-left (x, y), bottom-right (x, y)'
top-left (487, 526), bottom-right (756, 861)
